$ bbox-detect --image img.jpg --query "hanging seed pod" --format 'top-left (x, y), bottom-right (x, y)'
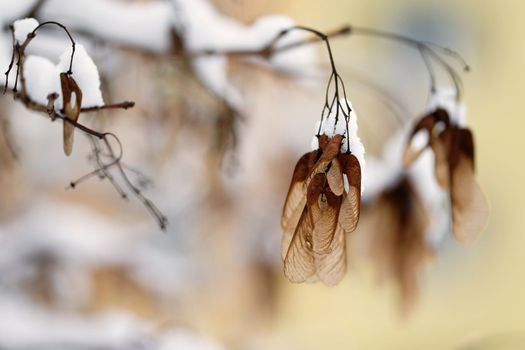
top-left (279, 28), bottom-right (364, 285)
top-left (403, 89), bottom-right (488, 244)
top-left (60, 72), bottom-right (83, 156)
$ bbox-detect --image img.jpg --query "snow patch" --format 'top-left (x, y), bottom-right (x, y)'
top-left (363, 126), bottom-right (450, 246)
top-left (23, 55), bottom-right (61, 106)
top-left (13, 17), bottom-right (38, 43)
top-left (23, 44), bottom-right (104, 108)
top-left (427, 86), bottom-right (467, 126)
top-left (58, 44), bottom-right (104, 107)
top-left (310, 99), bottom-right (366, 193)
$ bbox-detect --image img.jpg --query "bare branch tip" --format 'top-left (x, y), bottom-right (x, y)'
top-left (123, 101), bottom-right (135, 109)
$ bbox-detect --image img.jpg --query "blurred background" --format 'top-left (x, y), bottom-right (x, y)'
top-left (0, 0), bottom-right (522, 349)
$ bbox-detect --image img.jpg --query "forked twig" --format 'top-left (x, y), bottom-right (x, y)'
top-left (3, 21), bottom-right (167, 230)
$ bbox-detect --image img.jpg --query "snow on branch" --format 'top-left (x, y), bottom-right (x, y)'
top-left (3, 18), bottom-right (167, 230)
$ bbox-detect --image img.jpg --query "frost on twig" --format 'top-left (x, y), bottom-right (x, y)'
top-left (3, 18), bottom-right (167, 230)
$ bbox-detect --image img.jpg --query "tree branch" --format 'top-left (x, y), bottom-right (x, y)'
top-left (3, 23), bottom-right (167, 230)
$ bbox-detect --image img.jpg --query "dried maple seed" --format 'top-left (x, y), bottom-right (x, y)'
top-left (60, 73), bottom-right (83, 156)
top-left (403, 105), bottom-right (488, 244)
top-left (282, 134), bottom-right (362, 285)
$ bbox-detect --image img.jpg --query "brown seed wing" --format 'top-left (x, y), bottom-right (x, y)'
top-left (282, 151), bottom-right (317, 231)
top-left (60, 73), bottom-right (83, 156)
top-left (315, 223), bottom-right (346, 286)
top-left (281, 192), bottom-right (306, 260)
top-left (369, 178), bottom-right (431, 315)
top-left (281, 151), bottom-right (319, 258)
top-left (327, 157), bottom-right (344, 196)
top-left (433, 108), bottom-right (451, 126)
top-left (340, 188), bottom-right (360, 234)
top-left (310, 186), bottom-right (342, 255)
top-left (449, 128), bottom-right (475, 169)
top-left (430, 128), bottom-right (453, 189)
top-left (450, 154), bottom-right (489, 244)
top-left (403, 114), bottom-right (436, 166)
top-left (449, 129), bottom-right (488, 244)
top-left (306, 173), bottom-right (325, 208)
top-left (402, 140), bottom-right (427, 167)
top-left (283, 206), bottom-right (316, 283)
top-left (63, 121), bottom-right (76, 157)
top-left (339, 154), bottom-right (361, 233)
top-left (306, 135), bottom-right (343, 186)
top-left (307, 182), bottom-right (345, 286)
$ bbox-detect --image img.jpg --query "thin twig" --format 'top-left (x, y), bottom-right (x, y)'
top-left (81, 101), bottom-right (135, 113)
top-left (3, 22), bottom-right (167, 230)
top-left (188, 25), bottom-right (351, 58)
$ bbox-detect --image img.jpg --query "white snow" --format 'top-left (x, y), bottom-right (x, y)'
top-left (427, 86), bottom-right (467, 126)
top-left (173, 1), bottom-right (290, 53)
top-left (5, 0), bottom-right (318, 112)
top-left (361, 155), bottom-right (401, 202)
top-left (311, 100), bottom-right (352, 146)
top-left (158, 329), bottom-right (226, 350)
top-left (311, 98), bottom-right (366, 190)
top-left (403, 86), bottom-right (467, 171)
top-left (344, 100), bottom-right (366, 171)
top-left (362, 130), bottom-right (404, 203)
top-left (23, 44), bottom-right (104, 108)
top-left (0, 298), bottom-right (226, 350)
top-left (264, 17), bottom-right (319, 75)
top-left (172, 0), bottom-right (317, 109)
top-left (0, 0), bottom-right (39, 24)
top-left (192, 55), bottom-right (243, 110)
top-left (410, 150), bottom-right (451, 247)
top-left (13, 17), bottom-right (39, 43)
top-left (58, 44), bottom-right (104, 107)
top-left (363, 126), bottom-right (450, 246)
top-left (40, 0), bottom-right (174, 52)
top-left (1, 6), bottom-right (42, 90)
top-left (317, 104), bottom-right (347, 137)
top-left (23, 55), bottom-right (61, 105)
top-left (0, 34), bottom-right (11, 86)
top-left (0, 199), bottom-right (133, 266)
top-left (406, 128), bottom-right (430, 160)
